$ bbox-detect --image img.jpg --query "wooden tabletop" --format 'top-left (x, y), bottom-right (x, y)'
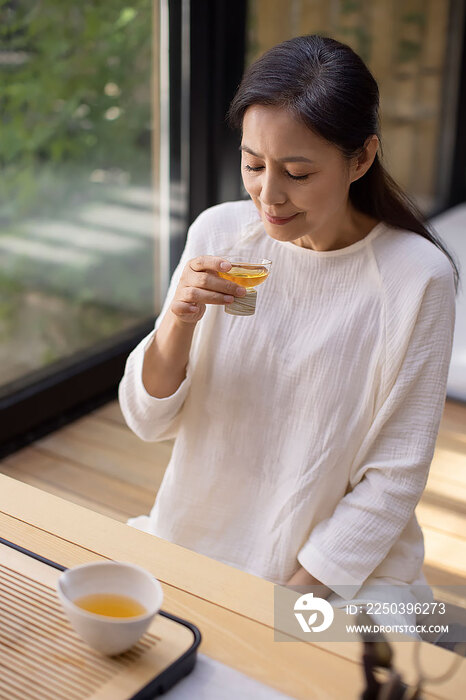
top-left (0, 474), bottom-right (464, 699)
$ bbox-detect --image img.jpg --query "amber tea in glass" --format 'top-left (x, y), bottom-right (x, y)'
top-left (218, 257), bottom-right (272, 316)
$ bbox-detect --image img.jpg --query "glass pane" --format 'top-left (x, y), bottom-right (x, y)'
top-left (246, 0), bottom-right (457, 214)
top-left (0, 1), bottom-right (161, 388)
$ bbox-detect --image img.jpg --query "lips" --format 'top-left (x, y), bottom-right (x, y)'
top-left (264, 211), bottom-right (298, 225)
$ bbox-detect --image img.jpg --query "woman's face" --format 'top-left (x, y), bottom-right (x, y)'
top-left (241, 104), bottom-right (372, 249)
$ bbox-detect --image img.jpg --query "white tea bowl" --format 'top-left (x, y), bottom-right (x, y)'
top-left (57, 561), bottom-right (164, 655)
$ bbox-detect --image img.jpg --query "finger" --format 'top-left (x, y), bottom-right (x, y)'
top-left (190, 256), bottom-right (232, 273)
top-left (180, 286), bottom-right (236, 305)
top-left (187, 269), bottom-right (246, 297)
top-left (172, 300), bottom-right (200, 315)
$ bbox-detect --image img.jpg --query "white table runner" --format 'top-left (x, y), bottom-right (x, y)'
top-left (163, 652), bottom-right (296, 699)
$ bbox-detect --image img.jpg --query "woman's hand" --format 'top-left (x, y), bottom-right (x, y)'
top-left (286, 566), bottom-right (332, 599)
top-left (170, 256), bottom-right (247, 325)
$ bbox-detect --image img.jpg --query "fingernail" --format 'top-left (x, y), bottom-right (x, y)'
top-left (220, 262), bottom-right (231, 270)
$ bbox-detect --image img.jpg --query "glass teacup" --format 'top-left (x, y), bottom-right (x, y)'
top-left (218, 257), bottom-right (272, 316)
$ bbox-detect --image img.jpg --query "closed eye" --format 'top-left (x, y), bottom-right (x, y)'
top-left (243, 164), bottom-right (310, 181)
top-left (244, 165), bottom-right (263, 172)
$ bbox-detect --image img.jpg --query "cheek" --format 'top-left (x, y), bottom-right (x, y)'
top-left (242, 174), bottom-right (260, 198)
top-left (303, 173), bottom-right (348, 210)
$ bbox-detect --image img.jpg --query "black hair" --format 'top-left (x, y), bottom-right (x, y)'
top-left (227, 35), bottom-right (460, 292)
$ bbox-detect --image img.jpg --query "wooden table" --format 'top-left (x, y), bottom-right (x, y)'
top-left (0, 474), bottom-right (464, 699)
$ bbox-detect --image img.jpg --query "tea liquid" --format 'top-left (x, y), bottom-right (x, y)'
top-left (218, 264), bottom-right (269, 288)
top-left (73, 593), bottom-right (147, 618)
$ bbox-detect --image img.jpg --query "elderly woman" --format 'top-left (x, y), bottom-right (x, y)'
top-left (119, 35), bottom-right (458, 631)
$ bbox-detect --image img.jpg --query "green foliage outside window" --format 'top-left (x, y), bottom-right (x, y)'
top-left (0, 0), bottom-right (152, 221)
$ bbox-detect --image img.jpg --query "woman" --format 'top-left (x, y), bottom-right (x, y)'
top-left (119, 36), bottom-right (459, 629)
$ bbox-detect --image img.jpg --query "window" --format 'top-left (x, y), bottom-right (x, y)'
top-left (0, 2), bottom-right (159, 387)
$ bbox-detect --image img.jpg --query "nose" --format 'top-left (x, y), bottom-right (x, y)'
top-left (260, 169), bottom-right (287, 206)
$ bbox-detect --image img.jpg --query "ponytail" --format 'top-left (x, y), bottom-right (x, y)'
top-left (351, 155), bottom-right (460, 292)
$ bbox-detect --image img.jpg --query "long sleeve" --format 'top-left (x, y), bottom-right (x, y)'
top-left (118, 200), bottom-right (259, 443)
top-left (118, 219), bottom-right (200, 442)
top-left (297, 266), bottom-right (456, 598)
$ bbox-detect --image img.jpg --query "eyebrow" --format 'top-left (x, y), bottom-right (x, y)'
top-left (239, 144), bottom-right (314, 164)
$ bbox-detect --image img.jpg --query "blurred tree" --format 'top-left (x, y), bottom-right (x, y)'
top-left (0, 0), bottom-right (152, 220)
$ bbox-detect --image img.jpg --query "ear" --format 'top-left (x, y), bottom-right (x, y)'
top-left (349, 135), bottom-right (379, 183)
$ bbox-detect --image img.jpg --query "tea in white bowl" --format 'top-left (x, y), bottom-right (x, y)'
top-left (73, 592), bottom-right (147, 617)
top-left (57, 561), bottom-right (163, 655)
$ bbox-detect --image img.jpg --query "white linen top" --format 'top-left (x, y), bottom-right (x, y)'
top-left (119, 199), bottom-right (455, 606)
